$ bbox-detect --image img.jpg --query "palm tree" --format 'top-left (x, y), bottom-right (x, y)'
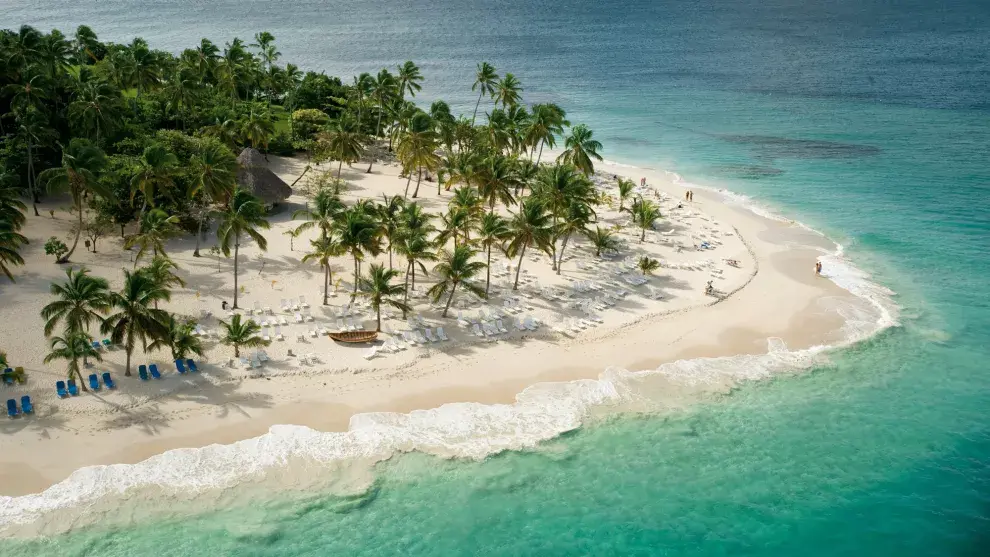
top-left (587, 226), bottom-right (619, 257)
top-left (41, 266), bottom-right (111, 337)
top-left (428, 245), bottom-right (487, 317)
top-left (630, 198), bottom-right (662, 241)
top-left (130, 144), bottom-right (178, 220)
top-left (437, 206), bottom-right (473, 248)
top-left (149, 315), bottom-right (204, 361)
top-left (476, 212), bottom-right (511, 295)
top-left (556, 124), bottom-right (603, 176)
top-left (44, 331), bottom-right (101, 391)
top-left (101, 269), bottom-right (170, 376)
top-left (139, 255), bottom-right (186, 309)
top-left (292, 187), bottom-right (344, 240)
top-left (476, 154), bottom-right (519, 212)
top-left (396, 61), bottom-right (423, 101)
top-left (553, 200), bottom-right (596, 274)
top-left (68, 74), bottom-right (123, 143)
top-left (190, 142), bottom-right (238, 256)
top-left (614, 177), bottom-right (635, 212)
top-left (638, 256), bottom-right (661, 276)
top-left (471, 62), bottom-right (499, 126)
top-left (201, 117), bottom-right (240, 149)
top-left (219, 314), bottom-right (269, 357)
top-left (531, 163), bottom-right (596, 269)
top-left (494, 73), bottom-right (523, 109)
top-left (320, 114), bottom-right (366, 178)
top-left (0, 182), bottom-right (27, 229)
top-left (0, 221), bottom-right (28, 281)
top-left (506, 198), bottom-right (552, 289)
top-left (376, 194), bottom-right (405, 269)
top-left (396, 112), bottom-right (440, 198)
top-left (394, 231), bottom-right (436, 314)
top-left (358, 264), bottom-right (410, 331)
top-left (369, 68), bottom-right (397, 141)
top-left (240, 110), bottom-right (276, 154)
top-left (38, 138), bottom-right (108, 263)
top-left (302, 234), bottom-right (344, 305)
top-left (217, 189), bottom-right (270, 309)
top-left (125, 209), bottom-right (179, 266)
top-left (16, 108), bottom-right (54, 216)
top-left (2, 73), bottom-right (50, 114)
top-left (526, 103), bottom-right (568, 164)
top-left (333, 207), bottom-right (381, 300)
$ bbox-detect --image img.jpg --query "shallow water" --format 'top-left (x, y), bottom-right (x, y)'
top-left (2, 0), bottom-right (989, 554)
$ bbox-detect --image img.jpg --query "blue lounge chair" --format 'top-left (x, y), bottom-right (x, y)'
top-left (175, 359), bottom-right (187, 374)
top-left (88, 373), bottom-right (100, 391)
top-left (102, 372), bottom-right (115, 389)
top-left (91, 341), bottom-right (102, 351)
top-left (56, 380), bottom-right (68, 398)
top-left (186, 359), bottom-right (198, 372)
top-left (102, 339), bottom-right (112, 349)
top-left (149, 364), bottom-right (162, 379)
top-left (20, 395), bottom-right (32, 414)
top-left (67, 379), bottom-right (79, 396)
top-left (6, 399), bottom-right (17, 417)
top-left (2, 368), bottom-right (13, 385)
top-left (139, 365), bottom-right (149, 381)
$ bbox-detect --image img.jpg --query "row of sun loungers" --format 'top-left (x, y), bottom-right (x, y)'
top-left (6, 395), bottom-right (31, 417)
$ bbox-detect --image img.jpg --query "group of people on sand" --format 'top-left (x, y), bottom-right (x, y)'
top-left (684, 190), bottom-right (694, 201)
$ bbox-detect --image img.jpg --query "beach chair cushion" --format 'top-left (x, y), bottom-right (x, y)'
top-left (20, 395), bottom-right (32, 414)
top-left (186, 359), bottom-right (198, 372)
top-left (56, 380), bottom-right (68, 398)
top-left (175, 359), bottom-right (187, 374)
top-left (149, 364), bottom-right (162, 379)
top-left (6, 399), bottom-right (17, 417)
top-left (67, 380), bottom-right (79, 396)
top-left (102, 372), bottom-right (115, 389)
top-left (139, 366), bottom-right (149, 381)
top-left (88, 373), bottom-right (100, 390)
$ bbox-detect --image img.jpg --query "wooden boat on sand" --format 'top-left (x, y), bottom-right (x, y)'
top-left (328, 330), bottom-right (378, 343)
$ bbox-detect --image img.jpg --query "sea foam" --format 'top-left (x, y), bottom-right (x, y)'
top-left (0, 166), bottom-right (899, 533)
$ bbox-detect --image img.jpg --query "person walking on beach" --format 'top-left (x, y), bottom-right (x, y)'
top-left (815, 261), bottom-right (822, 275)
top-left (685, 191), bottom-right (690, 201)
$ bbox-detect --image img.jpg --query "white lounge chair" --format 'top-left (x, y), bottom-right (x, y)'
top-left (403, 331), bottom-right (417, 345)
top-left (261, 327), bottom-right (271, 342)
top-left (279, 316), bottom-right (288, 326)
top-left (275, 326), bottom-right (284, 341)
top-left (472, 324), bottom-right (484, 338)
top-left (524, 316), bottom-right (539, 331)
top-left (294, 312), bottom-right (304, 323)
top-left (363, 347), bottom-right (379, 360)
top-left (336, 318), bottom-right (346, 331)
top-left (300, 296), bottom-right (309, 309)
top-left (437, 327), bottom-right (449, 341)
top-left (280, 299), bottom-right (289, 312)
top-left (258, 350), bottom-right (270, 362)
top-left (496, 319), bottom-right (509, 334)
top-left (309, 327), bottom-right (317, 338)
top-left (424, 328), bottom-right (438, 343)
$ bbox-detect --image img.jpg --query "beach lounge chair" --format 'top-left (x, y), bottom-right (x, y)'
top-left (524, 317), bottom-right (539, 331)
top-left (149, 364), bottom-right (162, 379)
top-left (67, 379), bottom-right (79, 396)
top-left (253, 301), bottom-right (262, 315)
top-left (186, 359), bottom-right (198, 372)
top-left (175, 359), bottom-right (187, 374)
top-left (102, 372), bottom-right (115, 389)
top-left (275, 326), bottom-right (284, 341)
top-left (56, 380), bottom-right (68, 398)
top-left (139, 365), bottom-right (149, 381)
top-left (262, 327), bottom-right (271, 342)
top-left (403, 331), bottom-right (417, 345)
top-left (91, 340), bottom-right (102, 351)
top-left (496, 319), bottom-right (509, 334)
top-left (300, 296), bottom-right (309, 309)
top-left (88, 373), bottom-right (100, 391)
top-left (279, 316), bottom-right (288, 326)
top-left (102, 339), bottom-right (112, 349)
top-left (424, 328), bottom-right (438, 343)
top-left (6, 399), bottom-right (17, 418)
top-left (415, 330), bottom-right (428, 344)
top-left (280, 299), bottom-right (289, 312)
top-left (362, 347), bottom-right (379, 360)
top-left (437, 327), bottom-right (449, 341)
top-left (472, 324), bottom-right (484, 338)
top-left (2, 369), bottom-right (12, 386)
top-left (295, 312), bottom-right (304, 323)
top-left (20, 395), bottom-right (32, 414)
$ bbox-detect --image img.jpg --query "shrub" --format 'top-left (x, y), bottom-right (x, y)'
top-left (44, 237), bottom-right (69, 261)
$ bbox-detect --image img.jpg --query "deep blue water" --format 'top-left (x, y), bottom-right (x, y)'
top-left (2, 0), bottom-right (989, 554)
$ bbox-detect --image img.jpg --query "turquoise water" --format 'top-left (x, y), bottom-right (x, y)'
top-left (3, 0), bottom-right (990, 554)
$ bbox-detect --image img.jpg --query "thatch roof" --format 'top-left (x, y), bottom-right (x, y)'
top-left (236, 148), bottom-right (292, 204)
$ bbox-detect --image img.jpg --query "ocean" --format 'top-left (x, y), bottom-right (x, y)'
top-left (2, 0), bottom-right (990, 554)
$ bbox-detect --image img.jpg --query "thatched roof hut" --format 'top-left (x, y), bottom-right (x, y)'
top-left (236, 148), bottom-right (292, 205)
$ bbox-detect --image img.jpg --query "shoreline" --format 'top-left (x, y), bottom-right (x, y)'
top-left (0, 156), bottom-right (893, 536)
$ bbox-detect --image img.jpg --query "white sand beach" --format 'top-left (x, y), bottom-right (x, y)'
top-left (0, 156), bottom-right (860, 501)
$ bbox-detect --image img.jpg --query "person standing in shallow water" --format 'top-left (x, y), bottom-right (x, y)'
top-left (815, 261), bottom-right (822, 275)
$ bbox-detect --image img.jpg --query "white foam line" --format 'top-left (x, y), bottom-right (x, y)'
top-left (0, 164), bottom-right (900, 531)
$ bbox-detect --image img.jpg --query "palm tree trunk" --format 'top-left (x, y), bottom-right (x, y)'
top-left (232, 233), bottom-right (240, 308)
top-left (375, 98), bottom-right (384, 139)
top-left (442, 283), bottom-right (457, 317)
top-left (556, 234), bottom-right (571, 275)
top-left (351, 256), bottom-right (359, 301)
top-left (402, 261), bottom-right (411, 319)
top-left (536, 140), bottom-right (545, 165)
top-left (193, 212), bottom-right (205, 257)
top-left (376, 306), bottom-right (381, 332)
top-left (59, 196), bottom-right (84, 263)
top-left (124, 337), bottom-right (133, 377)
top-left (75, 364), bottom-right (89, 392)
top-left (485, 244), bottom-right (492, 295)
top-left (404, 171), bottom-right (413, 198)
top-left (472, 90), bottom-right (484, 126)
top-left (412, 167), bottom-right (423, 198)
top-left (337, 159), bottom-right (343, 179)
top-left (26, 142), bottom-right (39, 216)
top-left (641, 227), bottom-right (646, 242)
top-left (513, 243), bottom-right (527, 290)
top-left (323, 264), bottom-right (329, 305)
